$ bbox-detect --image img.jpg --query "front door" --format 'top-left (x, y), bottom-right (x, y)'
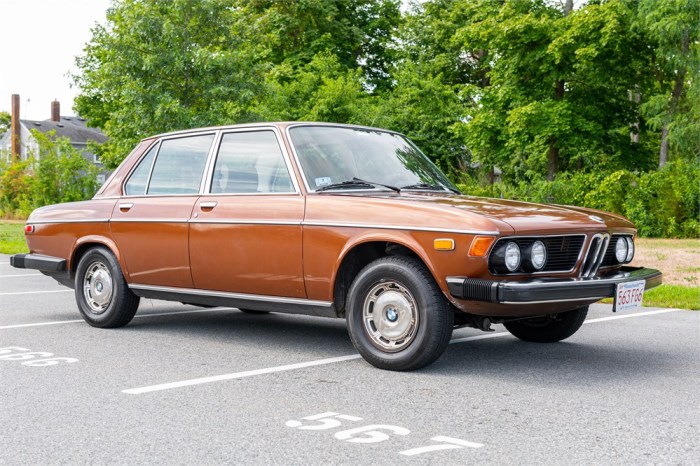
top-left (189, 129), bottom-right (305, 298)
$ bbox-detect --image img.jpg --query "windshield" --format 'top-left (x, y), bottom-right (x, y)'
top-left (288, 126), bottom-right (458, 193)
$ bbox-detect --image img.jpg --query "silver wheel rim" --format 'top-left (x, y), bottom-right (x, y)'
top-left (362, 280), bottom-right (419, 352)
top-left (82, 261), bottom-right (113, 314)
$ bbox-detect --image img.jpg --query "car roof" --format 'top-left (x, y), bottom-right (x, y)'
top-left (145, 121), bottom-right (404, 141)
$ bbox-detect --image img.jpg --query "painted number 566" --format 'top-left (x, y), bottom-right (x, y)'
top-left (0, 347), bottom-right (78, 367)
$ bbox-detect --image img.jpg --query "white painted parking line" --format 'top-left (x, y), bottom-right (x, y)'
top-left (0, 307), bottom-right (236, 330)
top-left (122, 308), bottom-right (687, 395)
top-left (584, 308), bottom-right (683, 323)
top-left (123, 354), bottom-right (364, 394)
top-left (0, 289), bottom-right (73, 296)
top-left (0, 319), bottom-right (84, 330)
top-left (0, 273), bottom-right (42, 278)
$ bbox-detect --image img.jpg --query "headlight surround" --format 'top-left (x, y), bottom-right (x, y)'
top-left (625, 236), bottom-right (634, 263)
top-left (615, 237), bottom-right (628, 263)
top-left (529, 240), bottom-right (547, 271)
top-left (504, 242), bottom-right (521, 272)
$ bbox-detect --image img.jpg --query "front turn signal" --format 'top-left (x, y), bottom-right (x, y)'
top-left (468, 236), bottom-right (495, 257)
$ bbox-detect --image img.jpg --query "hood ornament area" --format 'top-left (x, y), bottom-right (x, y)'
top-left (589, 215), bottom-right (605, 223)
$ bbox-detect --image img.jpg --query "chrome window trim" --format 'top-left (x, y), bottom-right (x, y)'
top-left (197, 192), bottom-right (301, 197)
top-left (205, 127), bottom-right (301, 195)
top-left (146, 132), bottom-right (217, 196)
top-left (122, 139), bottom-right (160, 196)
top-left (199, 130), bottom-right (223, 194)
top-left (129, 284), bottom-right (332, 308)
top-left (122, 131), bottom-right (219, 197)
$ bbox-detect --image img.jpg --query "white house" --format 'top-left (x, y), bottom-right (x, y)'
top-left (1, 96), bottom-right (109, 183)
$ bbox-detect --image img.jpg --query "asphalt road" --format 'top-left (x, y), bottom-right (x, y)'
top-left (1, 253), bottom-right (698, 464)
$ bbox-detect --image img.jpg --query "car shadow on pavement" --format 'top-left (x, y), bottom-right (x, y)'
top-left (432, 334), bottom-right (683, 386)
top-left (124, 306), bottom-right (355, 354)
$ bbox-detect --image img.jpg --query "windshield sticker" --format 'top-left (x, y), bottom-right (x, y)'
top-left (315, 177), bottom-right (332, 187)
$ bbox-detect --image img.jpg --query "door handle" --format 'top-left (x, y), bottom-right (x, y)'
top-left (200, 201), bottom-right (218, 210)
top-left (119, 203), bottom-right (134, 212)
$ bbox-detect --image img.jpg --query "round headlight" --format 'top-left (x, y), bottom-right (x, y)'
top-left (625, 236), bottom-right (634, 262)
top-left (504, 242), bottom-right (521, 272)
top-left (530, 240), bottom-right (547, 270)
top-left (615, 237), bottom-right (628, 263)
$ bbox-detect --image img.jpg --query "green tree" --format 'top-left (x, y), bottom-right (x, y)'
top-left (29, 131), bottom-right (99, 207)
top-left (73, 0), bottom-right (265, 168)
top-left (449, 0), bottom-right (654, 181)
top-left (255, 52), bottom-right (371, 123)
top-left (239, 0), bottom-right (401, 89)
top-left (0, 159), bottom-right (33, 217)
top-left (0, 111), bottom-right (10, 136)
top-left (638, 0), bottom-right (700, 166)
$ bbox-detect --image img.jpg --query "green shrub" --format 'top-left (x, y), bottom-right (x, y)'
top-left (457, 159), bottom-right (699, 238)
top-left (0, 131), bottom-right (99, 218)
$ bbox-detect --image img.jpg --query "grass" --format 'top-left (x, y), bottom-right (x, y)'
top-left (0, 220), bottom-right (697, 309)
top-left (639, 285), bottom-right (699, 311)
top-left (0, 221), bottom-right (27, 255)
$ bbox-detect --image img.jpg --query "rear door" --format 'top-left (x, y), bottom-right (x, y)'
top-left (111, 132), bottom-right (215, 287)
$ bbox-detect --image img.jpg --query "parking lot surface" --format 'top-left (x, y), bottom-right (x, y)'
top-left (1, 253), bottom-right (698, 464)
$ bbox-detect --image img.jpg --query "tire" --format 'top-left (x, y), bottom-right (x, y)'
top-left (74, 247), bottom-right (140, 328)
top-left (239, 309), bottom-right (270, 314)
top-left (503, 306), bottom-right (588, 343)
top-left (346, 256), bottom-right (454, 371)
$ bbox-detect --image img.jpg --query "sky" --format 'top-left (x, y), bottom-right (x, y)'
top-left (0, 0), bottom-right (111, 121)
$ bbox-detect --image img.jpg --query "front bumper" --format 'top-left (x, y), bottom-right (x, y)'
top-left (447, 267), bottom-right (662, 304)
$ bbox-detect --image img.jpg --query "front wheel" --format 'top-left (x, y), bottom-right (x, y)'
top-left (503, 306), bottom-right (588, 343)
top-left (346, 256), bottom-right (454, 371)
top-left (74, 247), bottom-right (140, 328)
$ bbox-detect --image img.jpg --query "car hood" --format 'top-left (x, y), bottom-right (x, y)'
top-left (376, 192), bottom-right (635, 234)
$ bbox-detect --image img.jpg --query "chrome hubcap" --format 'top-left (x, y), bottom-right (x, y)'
top-left (362, 281), bottom-right (418, 352)
top-left (83, 261), bottom-right (113, 314)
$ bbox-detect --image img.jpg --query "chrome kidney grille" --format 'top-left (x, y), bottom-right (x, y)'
top-left (579, 233), bottom-right (611, 278)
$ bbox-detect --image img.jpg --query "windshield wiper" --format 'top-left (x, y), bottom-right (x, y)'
top-left (352, 177), bottom-right (400, 193)
top-left (315, 178), bottom-right (400, 193)
top-left (315, 180), bottom-right (376, 192)
top-left (401, 183), bottom-right (461, 194)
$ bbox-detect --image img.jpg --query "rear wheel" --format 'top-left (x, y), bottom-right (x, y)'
top-left (503, 306), bottom-right (588, 343)
top-left (74, 247), bottom-right (139, 328)
top-left (346, 256), bottom-right (453, 371)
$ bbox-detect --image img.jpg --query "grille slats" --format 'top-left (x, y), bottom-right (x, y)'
top-left (489, 235), bottom-right (585, 274)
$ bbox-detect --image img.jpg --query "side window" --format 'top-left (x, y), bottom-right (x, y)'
top-left (147, 134), bottom-right (214, 195)
top-left (211, 131), bottom-right (294, 194)
top-left (124, 144), bottom-right (157, 196)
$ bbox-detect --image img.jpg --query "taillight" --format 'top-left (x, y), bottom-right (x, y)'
top-left (25, 225), bottom-right (34, 234)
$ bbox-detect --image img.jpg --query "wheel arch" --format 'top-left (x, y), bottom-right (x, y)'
top-left (331, 234), bottom-right (440, 317)
top-left (70, 236), bottom-right (126, 277)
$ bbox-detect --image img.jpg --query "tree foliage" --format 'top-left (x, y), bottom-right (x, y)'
top-left (73, 0), bottom-right (267, 168)
top-left (0, 132), bottom-right (99, 217)
top-left (63, 0), bottom-right (699, 236)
